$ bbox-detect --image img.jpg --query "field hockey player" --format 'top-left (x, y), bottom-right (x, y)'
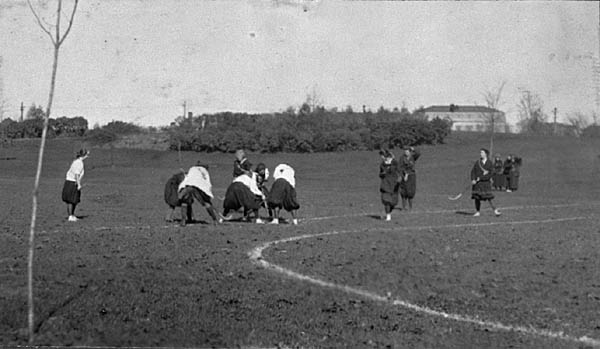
top-left (61, 148), bottom-right (89, 222)
top-left (232, 149), bottom-right (252, 177)
top-left (399, 146), bottom-right (420, 210)
top-left (378, 149), bottom-right (400, 221)
top-left (177, 162), bottom-right (220, 226)
top-left (471, 148), bottom-right (501, 217)
top-left (222, 166), bottom-right (265, 224)
top-left (267, 163), bottom-right (299, 225)
top-left (163, 169), bottom-right (186, 222)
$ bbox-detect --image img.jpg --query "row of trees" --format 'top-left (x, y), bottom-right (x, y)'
top-left (168, 105), bottom-right (453, 153)
top-left (515, 90), bottom-right (599, 136)
top-left (477, 83), bottom-right (598, 138)
top-left (0, 115), bottom-right (88, 138)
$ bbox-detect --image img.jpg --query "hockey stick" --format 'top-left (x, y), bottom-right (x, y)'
top-left (448, 182), bottom-right (475, 201)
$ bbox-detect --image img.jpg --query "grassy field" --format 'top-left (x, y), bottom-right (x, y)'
top-left (1, 133), bottom-right (600, 348)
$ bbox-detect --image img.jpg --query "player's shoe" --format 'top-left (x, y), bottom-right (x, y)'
top-left (473, 211), bottom-right (481, 217)
top-left (269, 218), bottom-right (279, 225)
top-left (67, 215), bottom-right (78, 222)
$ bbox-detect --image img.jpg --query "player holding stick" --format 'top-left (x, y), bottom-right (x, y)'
top-left (471, 148), bottom-right (501, 217)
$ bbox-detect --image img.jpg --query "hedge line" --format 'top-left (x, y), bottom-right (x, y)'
top-left (0, 116), bottom-right (88, 139)
top-left (168, 110), bottom-right (452, 153)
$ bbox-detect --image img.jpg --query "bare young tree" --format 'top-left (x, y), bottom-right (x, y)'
top-left (0, 56), bottom-right (5, 122)
top-left (516, 90), bottom-right (546, 133)
top-left (26, 0), bottom-right (79, 343)
top-left (480, 81), bottom-right (506, 156)
top-left (567, 112), bottom-right (590, 136)
top-left (306, 85), bottom-right (323, 113)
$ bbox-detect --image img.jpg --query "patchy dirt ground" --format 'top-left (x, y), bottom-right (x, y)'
top-left (1, 134), bottom-right (600, 348)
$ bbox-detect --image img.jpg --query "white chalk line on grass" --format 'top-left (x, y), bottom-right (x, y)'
top-left (13, 346), bottom-right (209, 349)
top-left (248, 216), bottom-right (600, 347)
top-left (20, 202), bottom-right (595, 234)
top-left (304, 202), bottom-right (594, 222)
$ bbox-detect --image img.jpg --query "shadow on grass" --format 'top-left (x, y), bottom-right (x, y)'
top-left (455, 211), bottom-right (474, 216)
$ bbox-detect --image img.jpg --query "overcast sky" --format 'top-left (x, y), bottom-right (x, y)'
top-left (1, 0), bottom-right (598, 126)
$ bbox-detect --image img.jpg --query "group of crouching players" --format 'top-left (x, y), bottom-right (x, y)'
top-left (163, 147), bottom-right (522, 226)
top-left (164, 149), bottom-right (299, 226)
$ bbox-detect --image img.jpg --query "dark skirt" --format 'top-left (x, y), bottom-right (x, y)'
top-left (400, 173), bottom-right (416, 199)
top-left (381, 191), bottom-right (399, 208)
top-left (472, 180), bottom-right (494, 201)
top-left (62, 180), bottom-right (81, 205)
top-left (223, 182), bottom-right (261, 211)
top-left (178, 186), bottom-right (212, 206)
top-left (164, 177), bottom-right (182, 208)
top-left (507, 172), bottom-right (519, 190)
top-left (268, 178), bottom-right (300, 211)
top-left (492, 173), bottom-right (506, 188)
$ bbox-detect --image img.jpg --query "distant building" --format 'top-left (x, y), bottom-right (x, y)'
top-left (423, 104), bottom-right (508, 133)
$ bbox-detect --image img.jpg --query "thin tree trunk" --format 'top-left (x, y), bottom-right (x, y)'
top-left (489, 115), bottom-right (494, 157)
top-left (28, 16), bottom-right (61, 346)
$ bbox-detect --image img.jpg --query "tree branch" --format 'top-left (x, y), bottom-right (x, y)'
top-left (26, 0), bottom-right (56, 45)
top-left (55, 0), bottom-right (61, 46)
top-left (58, 0), bottom-right (79, 47)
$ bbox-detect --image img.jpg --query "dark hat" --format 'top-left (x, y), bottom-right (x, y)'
top-left (255, 163), bottom-right (266, 172)
top-left (76, 148), bottom-right (89, 158)
top-left (480, 148), bottom-right (489, 156)
top-left (379, 149), bottom-right (393, 158)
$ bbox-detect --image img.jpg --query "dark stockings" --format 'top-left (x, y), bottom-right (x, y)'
top-left (475, 199), bottom-right (496, 212)
top-left (67, 203), bottom-right (77, 217)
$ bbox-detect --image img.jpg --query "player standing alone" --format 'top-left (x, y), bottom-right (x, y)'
top-left (471, 148), bottom-right (501, 217)
top-left (61, 149), bottom-right (89, 222)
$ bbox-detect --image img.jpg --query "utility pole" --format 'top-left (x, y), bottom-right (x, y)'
top-left (20, 102), bottom-right (24, 121)
top-left (553, 107), bottom-right (557, 135)
top-left (183, 100), bottom-right (187, 119)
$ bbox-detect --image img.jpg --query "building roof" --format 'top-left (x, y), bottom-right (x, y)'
top-left (423, 105), bottom-right (502, 113)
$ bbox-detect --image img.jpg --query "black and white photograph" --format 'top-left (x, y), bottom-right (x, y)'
top-left (1, 0), bottom-right (599, 347)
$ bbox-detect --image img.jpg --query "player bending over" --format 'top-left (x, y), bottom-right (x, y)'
top-left (267, 164), bottom-right (299, 225)
top-left (221, 167), bottom-right (265, 224)
top-left (164, 169), bottom-right (186, 222)
top-left (178, 162), bottom-right (220, 226)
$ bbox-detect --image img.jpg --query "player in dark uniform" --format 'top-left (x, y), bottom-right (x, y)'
top-left (492, 154), bottom-right (505, 191)
top-left (233, 149), bottom-right (252, 177)
top-left (164, 170), bottom-right (186, 222)
top-left (267, 164), bottom-right (299, 225)
top-left (399, 146), bottom-right (420, 210)
top-left (471, 148), bottom-right (501, 217)
top-left (506, 154), bottom-right (522, 192)
top-left (379, 149), bottom-right (400, 221)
